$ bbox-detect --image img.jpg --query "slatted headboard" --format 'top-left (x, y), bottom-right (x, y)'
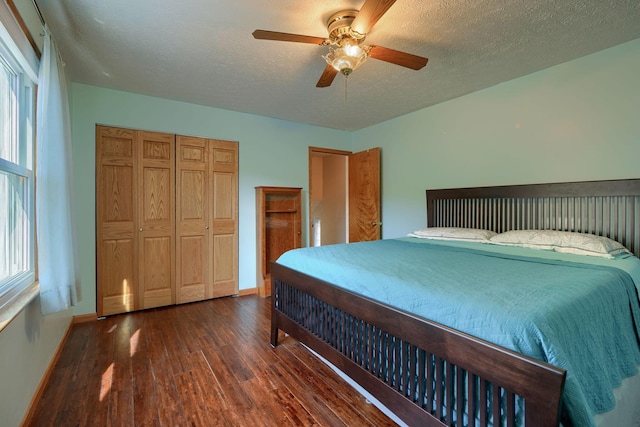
top-left (427, 178), bottom-right (640, 258)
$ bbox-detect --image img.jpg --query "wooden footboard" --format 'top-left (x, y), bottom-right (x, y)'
top-left (270, 262), bottom-right (566, 427)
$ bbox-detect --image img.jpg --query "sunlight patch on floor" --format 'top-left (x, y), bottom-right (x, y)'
top-left (130, 329), bottom-right (141, 357)
top-left (100, 363), bottom-right (114, 401)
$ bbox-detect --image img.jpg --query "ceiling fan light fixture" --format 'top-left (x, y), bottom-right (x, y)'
top-left (323, 43), bottom-right (368, 76)
top-left (252, 1), bottom-right (429, 88)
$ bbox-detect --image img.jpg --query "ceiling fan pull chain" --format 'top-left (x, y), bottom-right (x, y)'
top-left (344, 75), bottom-right (348, 105)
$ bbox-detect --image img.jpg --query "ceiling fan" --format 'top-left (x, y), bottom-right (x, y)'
top-left (252, 0), bottom-right (429, 88)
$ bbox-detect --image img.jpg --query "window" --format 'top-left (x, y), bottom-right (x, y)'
top-left (0, 27), bottom-right (35, 308)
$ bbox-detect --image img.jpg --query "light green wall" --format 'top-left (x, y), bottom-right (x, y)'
top-left (0, 301), bottom-right (71, 427)
top-left (353, 38), bottom-right (640, 239)
top-left (70, 84), bottom-right (351, 315)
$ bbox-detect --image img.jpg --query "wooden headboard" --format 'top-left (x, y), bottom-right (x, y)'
top-left (427, 178), bottom-right (640, 257)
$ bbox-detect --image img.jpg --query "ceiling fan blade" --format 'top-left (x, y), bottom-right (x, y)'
top-left (316, 65), bottom-right (339, 88)
top-left (368, 45), bottom-right (428, 70)
top-left (252, 30), bottom-right (327, 45)
top-left (351, 0), bottom-right (397, 35)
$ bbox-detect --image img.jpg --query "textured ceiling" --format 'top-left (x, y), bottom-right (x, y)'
top-left (36, 0), bottom-right (640, 131)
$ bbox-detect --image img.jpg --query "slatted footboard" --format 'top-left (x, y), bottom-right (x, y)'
top-left (270, 263), bottom-right (566, 427)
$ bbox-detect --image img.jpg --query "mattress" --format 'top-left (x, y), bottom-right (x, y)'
top-left (276, 238), bottom-right (640, 426)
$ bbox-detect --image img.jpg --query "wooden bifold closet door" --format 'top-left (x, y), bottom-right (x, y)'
top-left (96, 126), bottom-right (238, 316)
top-left (176, 136), bottom-right (238, 304)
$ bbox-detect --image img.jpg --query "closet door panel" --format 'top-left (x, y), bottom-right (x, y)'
top-left (210, 144), bottom-right (236, 171)
top-left (178, 235), bottom-right (206, 302)
top-left (100, 239), bottom-right (135, 315)
top-left (141, 235), bottom-right (173, 307)
top-left (211, 171), bottom-right (236, 232)
top-left (209, 140), bottom-right (238, 298)
top-left (139, 131), bottom-right (175, 309)
top-left (176, 136), bottom-right (209, 303)
top-left (211, 233), bottom-right (237, 297)
top-left (101, 165), bottom-right (134, 223)
top-left (96, 126), bottom-right (138, 315)
top-left (142, 168), bottom-right (171, 222)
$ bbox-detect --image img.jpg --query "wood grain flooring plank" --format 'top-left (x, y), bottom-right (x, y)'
top-left (269, 386), bottom-right (320, 427)
top-left (233, 339), bottom-right (281, 392)
top-left (131, 351), bottom-right (161, 427)
top-left (25, 296), bottom-right (397, 427)
top-left (238, 377), bottom-right (292, 427)
top-left (212, 368), bottom-right (255, 413)
top-left (64, 319), bottom-right (114, 427)
top-left (197, 334), bottom-right (237, 387)
top-left (109, 323), bottom-right (135, 427)
top-left (267, 360), bottom-right (348, 427)
top-left (288, 340), bottom-right (398, 427)
top-left (173, 370), bottom-right (213, 426)
top-left (271, 340), bottom-right (388, 427)
top-left (184, 350), bottom-right (231, 418)
top-left (148, 352), bottom-right (190, 426)
top-left (28, 366), bottom-right (72, 426)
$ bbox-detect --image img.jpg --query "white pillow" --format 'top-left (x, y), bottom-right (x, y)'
top-left (408, 227), bottom-right (497, 242)
top-left (489, 230), bottom-right (630, 258)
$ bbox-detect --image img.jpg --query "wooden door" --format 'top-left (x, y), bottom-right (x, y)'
top-left (138, 131), bottom-right (175, 309)
top-left (209, 139), bottom-right (238, 298)
top-left (96, 126), bottom-right (138, 316)
top-left (176, 135), bottom-right (209, 303)
top-left (349, 148), bottom-right (381, 242)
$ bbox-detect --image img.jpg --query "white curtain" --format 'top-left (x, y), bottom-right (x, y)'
top-left (36, 26), bottom-right (80, 315)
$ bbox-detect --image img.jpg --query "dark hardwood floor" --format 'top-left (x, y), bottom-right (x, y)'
top-left (27, 295), bottom-right (397, 427)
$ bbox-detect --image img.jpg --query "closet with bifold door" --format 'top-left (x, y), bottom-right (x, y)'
top-left (175, 135), bottom-right (238, 304)
top-left (96, 125), bottom-right (238, 317)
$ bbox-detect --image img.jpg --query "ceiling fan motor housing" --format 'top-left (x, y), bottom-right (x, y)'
top-left (327, 10), bottom-right (365, 45)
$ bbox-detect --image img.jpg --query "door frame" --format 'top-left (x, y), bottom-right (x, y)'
top-left (308, 146), bottom-right (351, 247)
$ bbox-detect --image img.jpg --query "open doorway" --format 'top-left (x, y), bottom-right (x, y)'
top-left (309, 146), bottom-right (381, 246)
top-left (309, 147), bottom-right (349, 246)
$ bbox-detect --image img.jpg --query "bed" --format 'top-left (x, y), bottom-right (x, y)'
top-left (269, 178), bottom-right (640, 427)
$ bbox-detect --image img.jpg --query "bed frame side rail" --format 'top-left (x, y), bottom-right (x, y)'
top-left (271, 262), bottom-right (566, 427)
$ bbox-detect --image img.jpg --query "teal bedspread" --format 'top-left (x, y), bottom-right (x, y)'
top-left (276, 238), bottom-right (640, 427)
